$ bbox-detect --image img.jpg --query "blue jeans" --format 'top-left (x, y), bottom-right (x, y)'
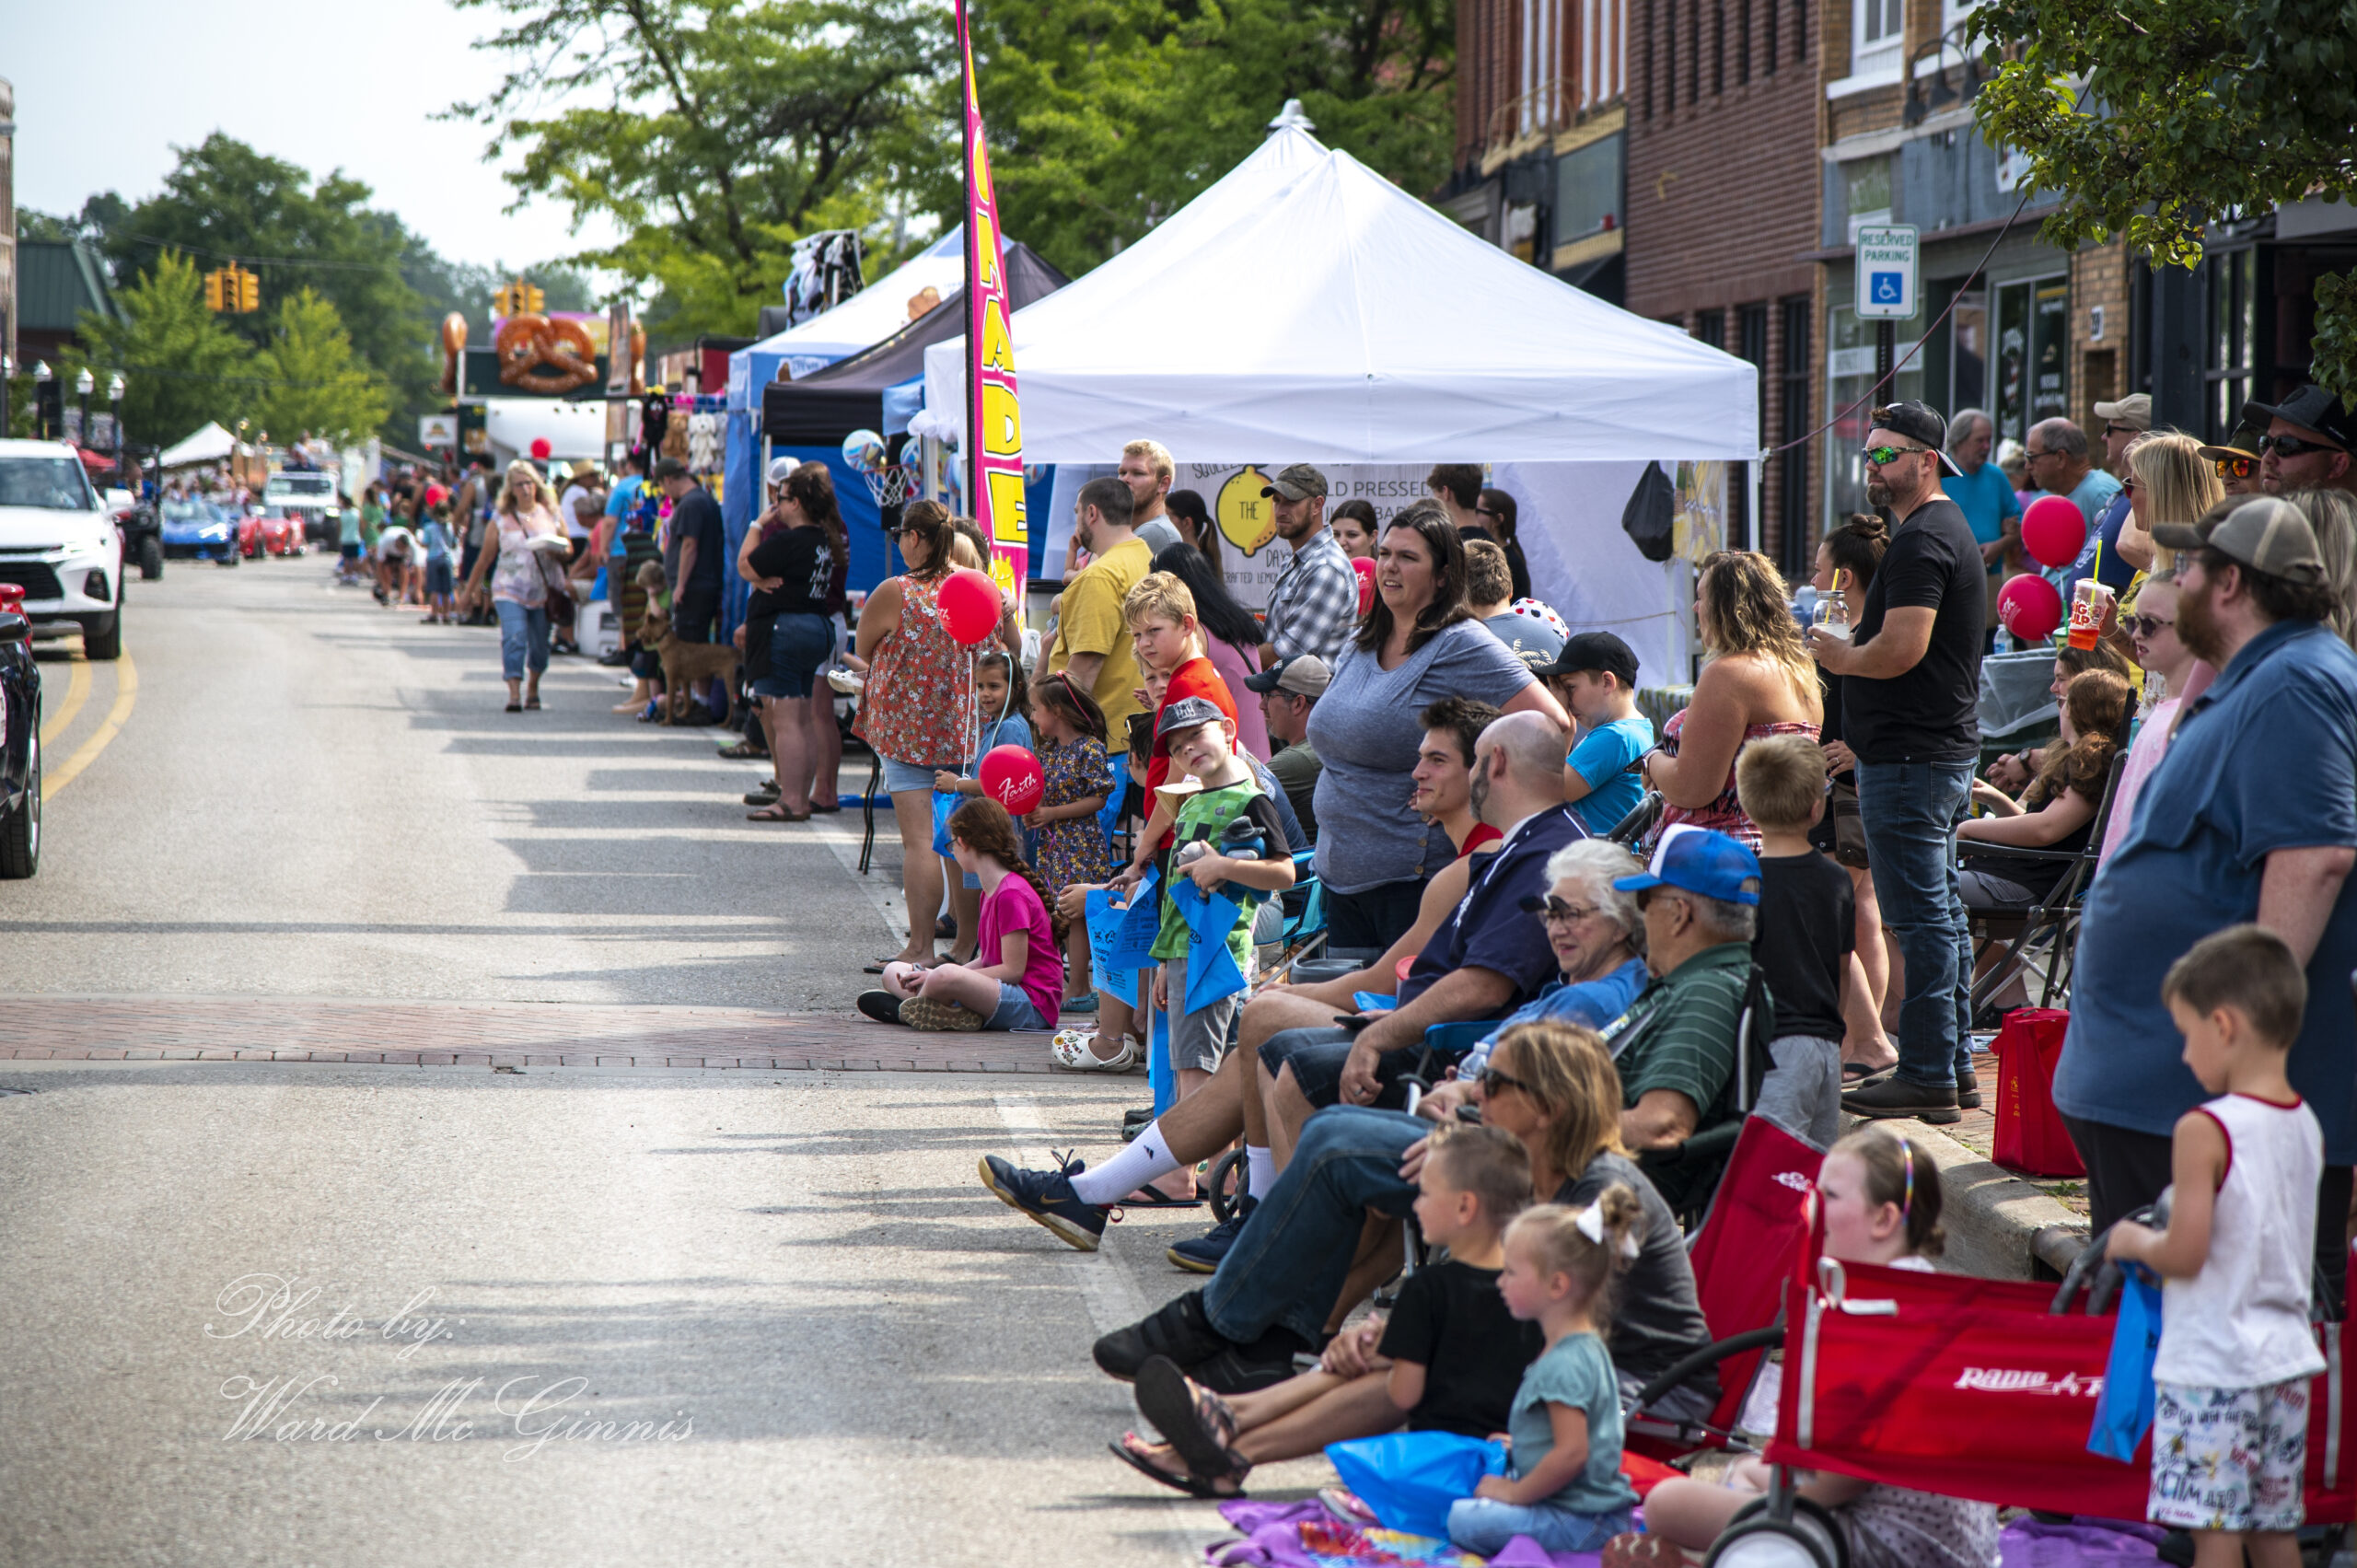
top-left (1854, 759), bottom-right (1975, 1086)
top-left (1202, 1106), bottom-right (1424, 1347)
top-left (1447, 1498), bottom-right (1631, 1555)
top-left (495, 599), bottom-right (551, 680)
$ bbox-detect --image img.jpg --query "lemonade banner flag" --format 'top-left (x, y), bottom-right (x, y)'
top-left (958, 0), bottom-right (1027, 620)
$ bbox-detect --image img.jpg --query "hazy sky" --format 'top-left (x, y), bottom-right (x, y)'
top-left (2, 0), bottom-right (616, 269)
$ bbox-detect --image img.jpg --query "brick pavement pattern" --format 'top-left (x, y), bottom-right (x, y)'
top-left (0, 997), bottom-right (1065, 1074)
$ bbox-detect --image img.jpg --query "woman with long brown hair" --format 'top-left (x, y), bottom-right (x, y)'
top-left (860, 798), bottom-right (1065, 1032)
top-left (1957, 668), bottom-right (2130, 913)
top-left (1642, 550), bottom-right (1823, 848)
top-left (740, 462), bottom-right (850, 820)
top-left (854, 501), bottom-right (978, 966)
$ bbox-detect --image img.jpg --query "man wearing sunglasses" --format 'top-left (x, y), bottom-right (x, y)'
top-left (1807, 401), bottom-right (1985, 1125)
top-left (2248, 384), bottom-right (2357, 497)
top-left (2199, 413), bottom-right (2269, 499)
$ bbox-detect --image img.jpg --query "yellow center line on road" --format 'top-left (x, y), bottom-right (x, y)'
top-left (39, 658), bottom-right (90, 746)
top-left (43, 652), bottom-right (138, 802)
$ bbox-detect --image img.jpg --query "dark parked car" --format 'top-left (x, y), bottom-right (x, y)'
top-left (0, 582), bottom-right (39, 877)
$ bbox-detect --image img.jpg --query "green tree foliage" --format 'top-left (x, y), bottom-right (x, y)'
top-left (449, 0), bottom-right (947, 339)
top-left (69, 251), bottom-right (260, 448)
top-left (1972, 0), bottom-right (2357, 403)
top-left (250, 289), bottom-right (393, 445)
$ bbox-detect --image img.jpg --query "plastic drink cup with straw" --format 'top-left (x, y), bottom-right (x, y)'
top-left (2066, 537), bottom-right (2113, 650)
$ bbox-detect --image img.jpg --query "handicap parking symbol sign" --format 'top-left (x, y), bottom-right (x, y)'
top-left (1870, 272), bottom-right (1904, 305)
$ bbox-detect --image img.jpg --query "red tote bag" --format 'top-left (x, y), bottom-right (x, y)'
top-left (1991, 1007), bottom-right (2084, 1178)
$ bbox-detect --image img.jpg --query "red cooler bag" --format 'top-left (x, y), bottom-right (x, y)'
top-left (1991, 1007), bottom-right (2084, 1178)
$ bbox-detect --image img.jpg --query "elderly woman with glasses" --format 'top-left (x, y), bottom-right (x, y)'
top-left (1446, 841), bottom-right (1653, 1087)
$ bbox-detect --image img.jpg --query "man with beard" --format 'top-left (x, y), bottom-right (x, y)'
top-left (2054, 495), bottom-right (2357, 1313)
top-left (1805, 401), bottom-right (1985, 1124)
top-left (1036, 476), bottom-right (1152, 736)
top-left (1255, 465), bottom-right (1356, 666)
top-left (2251, 384), bottom-right (2357, 497)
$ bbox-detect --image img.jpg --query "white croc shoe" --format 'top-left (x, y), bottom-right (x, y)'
top-left (1051, 1029), bottom-right (1140, 1072)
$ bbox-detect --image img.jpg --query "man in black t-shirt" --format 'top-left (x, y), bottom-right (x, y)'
top-left (1805, 401), bottom-right (1985, 1125)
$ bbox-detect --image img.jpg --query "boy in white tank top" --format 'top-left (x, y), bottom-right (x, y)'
top-left (2107, 923), bottom-right (2326, 1568)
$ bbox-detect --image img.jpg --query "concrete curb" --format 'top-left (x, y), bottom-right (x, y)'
top-left (1860, 1114), bottom-right (2089, 1280)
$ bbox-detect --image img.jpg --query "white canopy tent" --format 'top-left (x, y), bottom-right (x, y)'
top-left (922, 126), bottom-right (1758, 462)
top-left (158, 422), bottom-right (236, 469)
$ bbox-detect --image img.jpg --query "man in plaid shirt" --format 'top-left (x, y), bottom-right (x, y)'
top-left (1258, 463), bottom-right (1358, 667)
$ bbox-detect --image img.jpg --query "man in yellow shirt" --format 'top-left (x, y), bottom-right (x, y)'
top-left (1038, 475), bottom-right (1154, 738)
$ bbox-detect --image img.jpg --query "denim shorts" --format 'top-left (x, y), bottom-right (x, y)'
top-left (986, 981), bottom-right (1051, 1031)
top-left (751, 612), bottom-right (833, 700)
top-left (425, 559), bottom-right (455, 597)
top-left (881, 754), bottom-right (958, 795)
top-left (1260, 1025), bottom-right (1428, 1111)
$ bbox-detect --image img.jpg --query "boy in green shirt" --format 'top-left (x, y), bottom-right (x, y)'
top-left (1150, 696), bottom-right (1295, 1099)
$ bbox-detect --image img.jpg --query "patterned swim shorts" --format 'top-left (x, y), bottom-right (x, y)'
top-left (2149, 1378), bottom-right (2309, 1534)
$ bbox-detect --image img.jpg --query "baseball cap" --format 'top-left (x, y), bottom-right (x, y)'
top-left (2092, 393), bottom-right (2152, 433)
top-left (766, 456), bottom-right (800, 485)
top-left (1870, 401), bottom-right (1964, 475)
top-left (2246, 384), bottom-right (2356, 452)
top-left (1244, 654), bottom-right (1332, 698)
top-left (1155, 694), bottom-right (1229, 739)
top-left (2152, 495), bottom-right (2326, 584)
top-left (1260, 463), bottom-right (1330, 502)
top-left (1537, 630), bottom-right (1642, 687)
top-left (1612, 824), bottom-right (1761, 906)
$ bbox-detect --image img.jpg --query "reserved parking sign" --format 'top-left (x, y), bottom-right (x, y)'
top-left (1856, 225), bottom-right (1920, 319)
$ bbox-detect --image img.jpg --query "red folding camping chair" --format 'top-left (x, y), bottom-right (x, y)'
top-left (1625, 1114), bottom-right (1823, 1460)
top-left (1714, 1204), bottom-right (2357, 1567)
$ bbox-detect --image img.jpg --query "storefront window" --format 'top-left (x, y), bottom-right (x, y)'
top-left (1555, 134), bottom-right (1623, 243)
top-left (1991, 273), bottom-right (2068, 447)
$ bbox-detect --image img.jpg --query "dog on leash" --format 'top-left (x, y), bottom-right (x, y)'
top-left (638, 600), bottom-right (742, 725)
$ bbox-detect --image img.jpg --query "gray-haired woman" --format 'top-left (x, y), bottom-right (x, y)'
top-left (1453, 839), bottom-right (1654, 1082)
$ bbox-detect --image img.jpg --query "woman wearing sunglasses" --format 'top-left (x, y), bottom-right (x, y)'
top-left (1447, 842), bottom-right (1652, 1087)
top-left (2119, 430), bottom-right (2222, 575)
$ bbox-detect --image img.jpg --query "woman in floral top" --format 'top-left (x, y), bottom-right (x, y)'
top-left (854, 501), bottom-right (978, 966)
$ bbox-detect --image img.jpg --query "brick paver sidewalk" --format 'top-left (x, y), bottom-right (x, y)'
top-left (0, 996), bottom-right (1063, 1074)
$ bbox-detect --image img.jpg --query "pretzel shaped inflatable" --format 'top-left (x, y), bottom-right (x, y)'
top-left (494, 314), bottom-right (598, 395)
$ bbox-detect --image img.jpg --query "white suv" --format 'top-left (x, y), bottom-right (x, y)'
top-left (262, 469), bottom-right (342, 544)
top-left (0, 439), bottom-right (125, 660)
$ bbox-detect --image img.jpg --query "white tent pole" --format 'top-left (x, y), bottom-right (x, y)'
top-left (1748, 447), bottom-right (1764, 554)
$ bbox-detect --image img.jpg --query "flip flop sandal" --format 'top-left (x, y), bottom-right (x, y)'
top-left (1843, 1061), bottom-right (1898, 1085)
top-left (747, 803), bottom-right (810, 822)
top-left (808, 802), bottom-right (843, 814)
top-left (505, 702), bottom-right (523, 713)
top-left (525, 696), bottom-right (542, 710)
top-left (1106, 1434), bottom-right (1244, 1501)
top-left (1117, 1187), bottom-right (1204, 1209)
top-left (1134, 1355), bottom-right (1243, 1475)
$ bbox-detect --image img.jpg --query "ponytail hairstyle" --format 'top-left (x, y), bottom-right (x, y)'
top-left (946, 797), bottom-right (1071, 947)
top-left (784, 461), bottom-right (846, 561)
top-left (1824, 513), bottom-right (1889, 594)
top-left (896, 499), bottom-right (955, 582)
top-left (1828, 1124), bottom-right (1945, 1258)
top-left (2032, 668), bottom-right (2129, 808)
top-left (1504, 1183), bottom-right (1647, 1327)
top-left (1038, 669), bottom-right (1109, 746)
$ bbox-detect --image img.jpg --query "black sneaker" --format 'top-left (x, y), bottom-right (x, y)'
top-left (856, 990), bottom-right (904, 1026)
top-left (978, 1153), bottom-right (1109, 1252)
top-left (1167, 1196), bottom-right (1256, 1274)
top-left (1092, 1290), bottom-right (1232, 1382)
top-left (1841, 1074), bottom-right (1961, 1125)
top-left (1955, 1070), bottom-right (1984, 1110)
top-left (1187, 1327), bottom-right (1310, 1396)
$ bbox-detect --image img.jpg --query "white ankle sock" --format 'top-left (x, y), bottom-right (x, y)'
top-left (1245, 1145), bottom-right (1275, 1202)
top-left (1070, 1124), bottom-right (1180, 1206)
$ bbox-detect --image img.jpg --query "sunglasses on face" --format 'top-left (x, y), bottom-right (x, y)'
top-left (1518, 893), bottom-right (1602, 926)
top-left (1861, 445), bottom-right (1932, 467)
top-left (1478, 1066), bottom-right (1532, 1098)
top-left (2214, 455), bottom-right (2258, 480)
top-left (2258, 434), bottom-right (2345, 459)
top-left (2119, 478), bottom-right (2139, 496)
top-left (2129, 613), bottom-right (2175, 638)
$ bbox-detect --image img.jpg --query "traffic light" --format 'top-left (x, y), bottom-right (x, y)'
top-left (493, 279), bottom-right (547, 318)
top-left (204, 270), bottom-right (226, 311)
top-left (524, 283), bottom-right (546, 314)
top-left (236, 269), bottom-right (260, 313)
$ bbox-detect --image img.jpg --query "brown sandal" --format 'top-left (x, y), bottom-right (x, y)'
top-left (1133, 1356), bottom-right (1248, 1483)
top-left (746, 802), bottom-right (811, 822)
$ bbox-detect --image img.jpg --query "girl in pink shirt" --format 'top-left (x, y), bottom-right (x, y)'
top-left (866, 799), bottom-right (1064, 1032)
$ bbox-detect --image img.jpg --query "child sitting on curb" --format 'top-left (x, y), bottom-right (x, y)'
top-left (858, 799), bottom-right (1063, 1033)
top-left (1109, 1121), bottom-right (1541, 1497)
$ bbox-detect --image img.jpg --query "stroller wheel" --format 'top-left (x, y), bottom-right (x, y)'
top-left (1705, 1496), bottom-right (1846, 1568)
top-left (1203, 1147), bottom-right (1249, 1225)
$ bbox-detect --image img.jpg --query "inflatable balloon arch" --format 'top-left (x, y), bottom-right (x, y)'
top-left (1995, 494), bottom-right (2089, 644)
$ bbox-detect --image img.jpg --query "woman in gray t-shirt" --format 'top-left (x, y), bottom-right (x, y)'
top-left (1306, 501), bottom-right (1568, 953)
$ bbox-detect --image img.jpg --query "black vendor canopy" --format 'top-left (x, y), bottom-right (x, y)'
top-left (761, 242), bottom-right (1069, 447)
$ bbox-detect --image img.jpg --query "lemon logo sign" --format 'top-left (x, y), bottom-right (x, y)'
top-left (1216, 466), bottom-right (1279, 557)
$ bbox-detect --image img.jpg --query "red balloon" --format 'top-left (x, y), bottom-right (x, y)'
top-left (1996, 573), bottom-right (2063, 642)
top-left (2020, 494), bottom-right (2086, 569)
top-left (979, 744), bottom-right (1045, 816)
top-left (529, 436), bottom-right (552, 461)
top-left (938, 568), bottom-right (1000, 645)
top-left (1352, 555), bottom-right (1376, 616)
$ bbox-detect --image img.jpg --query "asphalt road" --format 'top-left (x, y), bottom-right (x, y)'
top-left (0, 557), bottom-right (1333, 1563)
top-left (8, 558), bottom-right (915, 1007)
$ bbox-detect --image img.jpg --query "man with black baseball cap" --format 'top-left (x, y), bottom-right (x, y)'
top-left (2056, 493), bottom-right (2357, 1309)
top-left (1807, 400), bottom-right (1986, 1125)
top-left (1539, 632), bottom-right (1654, 834)
top-left (1257, 464), bottom-right (1356, 667)
top-left (2248, 384), bottom-right (2357, 496)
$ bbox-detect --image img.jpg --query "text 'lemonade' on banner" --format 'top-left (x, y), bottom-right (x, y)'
top-left (960, 0), bottom-right (1027, 620)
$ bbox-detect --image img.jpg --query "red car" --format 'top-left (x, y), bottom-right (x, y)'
top-left (239, 510), bottom-right (307, 558)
